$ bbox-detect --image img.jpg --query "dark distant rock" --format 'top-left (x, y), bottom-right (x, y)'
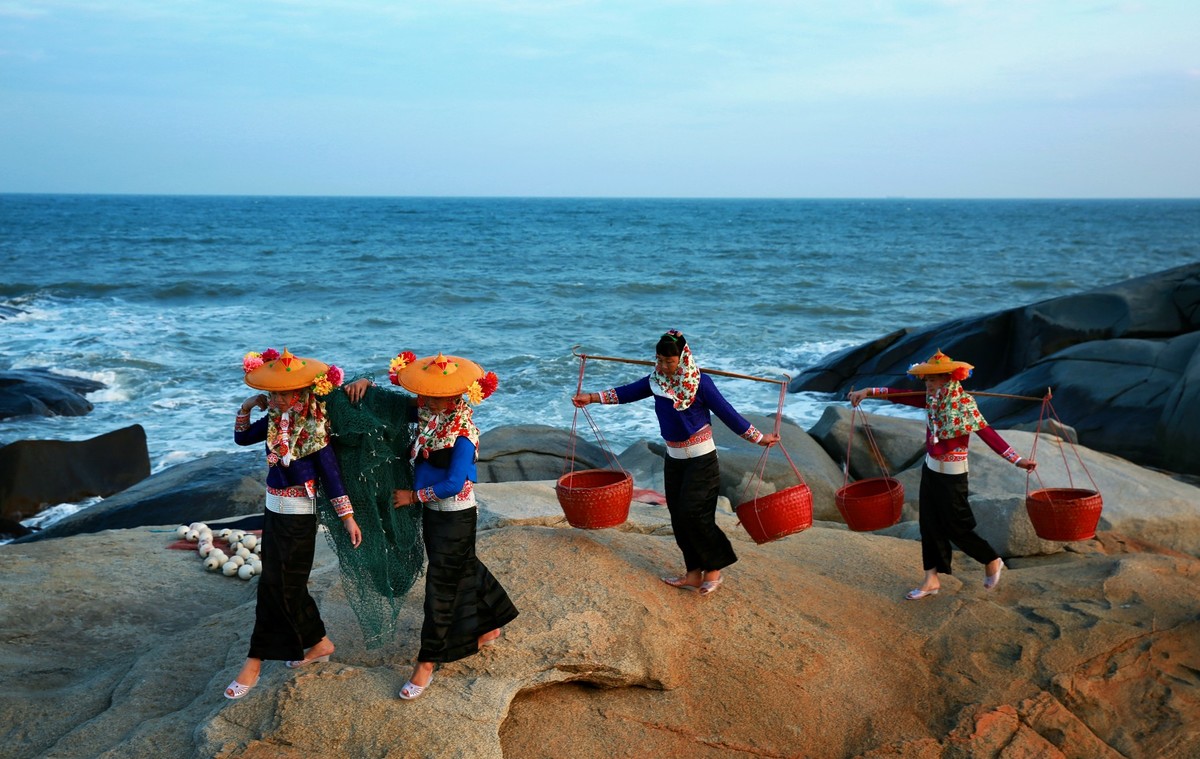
top-left (477, 424), bottom-right (611, 483)
top-left (13, 450), bottom-right (265, 543)
top-left (0, 368), bottom-right (104, 420)
top-left (790, 262), bottom-right (1200, 475)
top-left (0, 425), bottom-right (151, 520)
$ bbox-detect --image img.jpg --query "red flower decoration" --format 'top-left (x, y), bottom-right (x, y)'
top-left (262, 348), bottom-right (280, 362)
top-left (479, 371), bottom-right (499, 399)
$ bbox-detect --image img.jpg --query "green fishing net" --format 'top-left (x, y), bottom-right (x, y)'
top-left (316, 381), bottom-right (423, 649)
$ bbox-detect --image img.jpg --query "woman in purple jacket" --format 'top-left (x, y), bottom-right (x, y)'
top-left (224, 348), bottom-right (361, 700)
top-left (573, 330), bottom-right (779, 597)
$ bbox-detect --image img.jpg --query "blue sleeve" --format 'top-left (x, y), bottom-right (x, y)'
top-left (613, 376), bottom-right (653, 403)
top-left (235, 416), bottom-right (268, 446)
top-left (314, 444), bottom-right (348, 501)
top-left (431, 437), bottom-right (477, 500)
top-left (700, 375), bottom-right (753, 436)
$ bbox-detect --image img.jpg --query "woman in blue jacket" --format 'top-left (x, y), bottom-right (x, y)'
top-left (573, 331), bottom-right (779, 597)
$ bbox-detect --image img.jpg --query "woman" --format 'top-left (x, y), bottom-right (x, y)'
top-left (572, 330), bottom-right (780, 597)
top-left (387, 350), bottom-right (519, 701)
top-left (225, 348), bottom-right (362, 700)
top-left (848, 349), bottom-right (1037, 600)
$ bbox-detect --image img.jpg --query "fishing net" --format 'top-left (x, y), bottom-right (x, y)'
top-left (316, 380), bottom-right (423, 649)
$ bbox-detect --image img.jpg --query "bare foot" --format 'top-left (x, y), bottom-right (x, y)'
top-left (478, 629), bottom-right (501, 646)
top-left (408, 661), bottom-right (435, 688)
top-left (661, 569), bottom-right (703, 589)
top-left (228, 657), bottom-right (261, 695)
top-left (302, 636), bottom-right (336, 661)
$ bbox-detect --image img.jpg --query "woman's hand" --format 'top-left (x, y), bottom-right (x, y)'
top-left (343, 516), bottom-right (363, 547)
top-left (1017, 458), bottom-right (1037, 472)
top-left (759, 432), bottom-right (781, 447)
top-left (392, 489), bottom-right (416, 509)
top-left (847, 389), bottom-right (869, 407)
top-left (240, 394), bottom-right (268, 414)
top-left (572, 392), bottom-right (596, 408)
top-left (344, 378), bottom-right (372, 403)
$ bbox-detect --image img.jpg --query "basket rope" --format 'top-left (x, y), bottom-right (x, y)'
top-left (1026, 392), bottom-right (1100, 496)
top-left (735, 382), bottom-right (807, 537)
top-left (841, 402), bottom-right (893, 488)
top-left (563, 354), bottom-right (627, 478)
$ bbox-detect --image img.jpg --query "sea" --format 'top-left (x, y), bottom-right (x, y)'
top-left (3, 195), bottom-right (1198, 531)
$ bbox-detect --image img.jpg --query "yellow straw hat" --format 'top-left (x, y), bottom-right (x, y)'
top-left (906, 350), bottom-right (974, 380)
top-left (389, 351), bottom-right (498, 403)
top-left (243, 348), bottom-right (329, 392)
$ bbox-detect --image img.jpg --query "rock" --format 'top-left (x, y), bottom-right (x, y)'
top-left (0, 368), bottom-right (104, 420)
top-left (12, 450), bottom-right (265, 543)
top-left (789, 262), bottom-right (1200, 475)
top-left (713, 412), bottom-right (847, 522)
top-left (1, 482), bottom-right (1198, 758)
top-left (0, 425), bottom-right (151, 521)
top-left (477, 424), bottom-right (611, 483)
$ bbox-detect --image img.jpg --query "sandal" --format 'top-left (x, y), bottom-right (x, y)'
top-left (399, 673), bottom-right (434, 701)
top-left (905, 588), bottom-right (940, 600)
top-left (285, 654), bottom-right (331, 668)
top-left (698, 578), bottom-right (723, 596)
top-left (984, 560), bottom-right (1005, 590)
top-left (224, 675), bottom-right (259, 700)
top-left (661, 576), bottom-right (699, 591)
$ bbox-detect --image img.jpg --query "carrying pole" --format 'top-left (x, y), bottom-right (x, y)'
top-left (571, 348), bottom-right (788, 386)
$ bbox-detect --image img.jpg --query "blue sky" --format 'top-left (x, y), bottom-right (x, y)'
top-left (1, 1), bottom-right (1197, 197)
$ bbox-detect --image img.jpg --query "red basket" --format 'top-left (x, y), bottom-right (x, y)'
top-left (735, 483), bottom-right (814, 545)
top-left (835, 476), bottom-right (904, 532)
top-left (556, 469), bottom-right (633, 529)
top-left (1025, 488), bottom-right (1103, 542)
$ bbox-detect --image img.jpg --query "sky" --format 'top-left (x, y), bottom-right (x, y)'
top-left (1, 1), bottom-right (1197, 198)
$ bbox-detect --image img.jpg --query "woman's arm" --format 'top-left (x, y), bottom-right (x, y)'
top-left (573, 376), bottom-right (653, 407)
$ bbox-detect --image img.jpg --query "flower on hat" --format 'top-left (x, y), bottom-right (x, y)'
top-left (467, 371), bottom-right (499, 405)
top-left (312, 364), bottom-right (344, 397)
top-left (261, 348), bottom-right (281, 362)
top-left (243, 352), bottom-right (264, 374)
top-left (389, 351), bottom-right (417, 386)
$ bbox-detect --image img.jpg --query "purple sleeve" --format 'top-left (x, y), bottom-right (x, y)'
top-left (612, 376), bottom-right (653, 404)
top-left (235, 416), bottom-right (268, 445)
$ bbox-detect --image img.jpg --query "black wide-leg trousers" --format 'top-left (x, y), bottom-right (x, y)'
top-left (918, 465), bottom-right (1000, 574)
top-left (248, 508), bottom-right (326, 661)
top-left (663, 451), bottom-right (737, 572)
top-left (418, 506), bottom-right (519, 664)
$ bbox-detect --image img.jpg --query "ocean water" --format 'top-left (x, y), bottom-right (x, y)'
top-left (2, 195), bottom-right (1198, 526)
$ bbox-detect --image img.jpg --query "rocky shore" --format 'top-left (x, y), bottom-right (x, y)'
top-left (2, 409), bottom-right (1199, 758)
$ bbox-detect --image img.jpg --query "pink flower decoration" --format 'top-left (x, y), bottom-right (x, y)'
top-left (327, 365), bottom-right (344, 387)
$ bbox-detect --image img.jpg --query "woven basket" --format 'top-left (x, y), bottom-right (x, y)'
top-left (1025, 488), bottom-right (1103, 542)
top-left (556, 469), bottom-right (633, 529)
top-left (735, 483), bottom-right (814, 545)
top-left (835, 477), bottom-right (904, 532)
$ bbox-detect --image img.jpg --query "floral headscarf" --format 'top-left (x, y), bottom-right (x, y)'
top-left (266, 388), bottom-right (331, 466)
top-left (410, 397), bottom-right (481, 463)
top-left (651, 337), bottom-right (702, 411)
top-left (927, 380), bottom-right (986, 443)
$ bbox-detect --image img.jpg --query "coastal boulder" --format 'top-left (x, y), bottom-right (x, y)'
top-left (0, 368), bottom-right (104, 420)
top-left (0, 425), bottom-right (151, 521)
top-left (477, 424), bottom-right (610, 484)
top-left (789, 262), bottom-right (1200, 476)
top-left (13, 450), bottom-right (264, 543)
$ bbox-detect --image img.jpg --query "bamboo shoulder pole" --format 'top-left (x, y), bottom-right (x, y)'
top-left (865, 389), bottom-right (1050, 402)
top-left (572, 349), bottom-right (789, 386)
